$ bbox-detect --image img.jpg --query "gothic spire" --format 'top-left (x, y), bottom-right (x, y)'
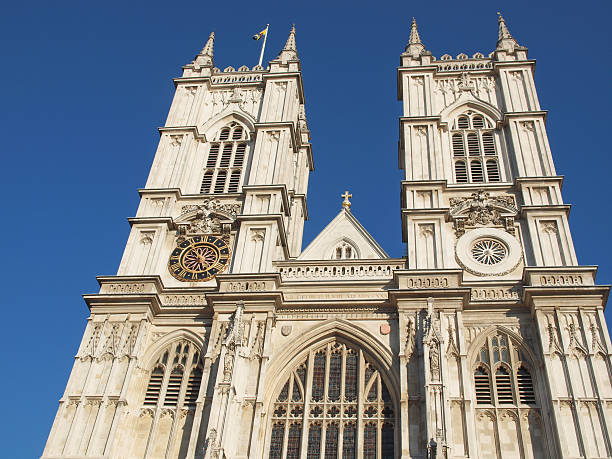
top-left (193, 31), bottom-right (215, 68)
top-left (404, 18), bottom-right (428, 57)
top-left (201, 31), bottom-right (215, 58)
top-left (496, 12), bottom-right (519, 51)
top-left (276, 25), bottom-right (299, 62)
top-left (409, 17), bottom-right (422, 45)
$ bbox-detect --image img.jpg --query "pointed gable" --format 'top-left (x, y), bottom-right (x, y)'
top-left (299, 209), bottom-right (388, 260)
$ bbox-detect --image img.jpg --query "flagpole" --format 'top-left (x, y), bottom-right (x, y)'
top-left (258, 24), bottom-right (269, 67)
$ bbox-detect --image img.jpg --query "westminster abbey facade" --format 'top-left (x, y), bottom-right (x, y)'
top-left (43, 15), bottom-right (612, 459)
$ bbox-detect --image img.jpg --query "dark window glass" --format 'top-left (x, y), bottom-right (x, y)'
top-left (269, 423), bottom-right (284, 459)
top-left (307, 424), bottom-right (322, 458)
top-left (364, 423), bottom-right (377, 459)
top-left (345, 352), bottom-right (357, 401)
top-left (382, 423), bottom-right (395, 458)
top-left (329, 352), bottom-right (342, 401)
top-left (312, 352), bottom-right (326, 401)
top-left (325, 423), bottom-right (339, 459)
top-left (342, 423), bottom-right (356, 458)
top-left (286, 423), bottom-right (302, 459)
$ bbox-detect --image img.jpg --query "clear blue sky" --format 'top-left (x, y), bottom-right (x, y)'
top-left (1, 0), bottom-right (610, 456)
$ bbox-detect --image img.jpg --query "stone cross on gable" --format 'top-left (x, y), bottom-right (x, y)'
top-left (341, 191), bottom-right (352, 210)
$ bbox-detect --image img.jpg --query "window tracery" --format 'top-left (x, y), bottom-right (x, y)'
top-left (143, 341), bottom-right (203, 410)
top-left (268, 340), bottom-right (395, 458)
top-left (200, 122), bottom-right (249, 194)
top-left (451, 111), bottom-right (502, 184)
top-left (473, 332), bottom-right (536, 407)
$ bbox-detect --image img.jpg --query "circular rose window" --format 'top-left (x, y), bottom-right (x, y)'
top-left (471, 239), bottom-right (507, 265)
top-left (455, 228), bottom-right (522, 276)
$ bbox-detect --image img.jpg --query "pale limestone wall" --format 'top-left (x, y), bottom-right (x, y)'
top-left (43, 20), bottom-right (612, 459)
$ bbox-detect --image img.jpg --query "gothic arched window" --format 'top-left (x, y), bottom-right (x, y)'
top-left (143, 341), bottom-right (203, 410)
top-left (331, 241), bottom-right (357, 260)
top-left (472, 332), bottom-right (537, 407)
top-left (268, 340), bottom-right (395, 458)
top-left (450, 111), bottom-right (502, 184)
top-left (200, 122), bottom-right (250, 194)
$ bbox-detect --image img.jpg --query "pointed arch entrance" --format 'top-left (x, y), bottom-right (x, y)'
top-left (264, 322), bottom-right (399, 458)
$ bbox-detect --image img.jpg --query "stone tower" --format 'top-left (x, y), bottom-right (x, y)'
top-left (43, 16), bottom-right (612, 459)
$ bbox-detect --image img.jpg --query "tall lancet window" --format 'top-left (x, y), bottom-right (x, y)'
top-left (200, 122), bottom-right (249, 194)
top-left (472, 332), bottom-right (537, 407)
top-left (268, 340), bottom-right (395, 458)
top-left (142, 341), bottom-right (203, 410)
top-left (451, 111), bottom-right (503, 184)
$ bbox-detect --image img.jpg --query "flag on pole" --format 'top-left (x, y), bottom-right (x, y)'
top-left (252, 26), bottom-right (268, 41)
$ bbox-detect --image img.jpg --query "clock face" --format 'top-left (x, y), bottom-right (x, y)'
top-left (168, 235), bottom-right (231, 281)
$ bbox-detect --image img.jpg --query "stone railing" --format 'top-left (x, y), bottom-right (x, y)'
top-left (276, 260), bottom-right (405, 282)
top-left (436, 58), bottom-right (493, 72)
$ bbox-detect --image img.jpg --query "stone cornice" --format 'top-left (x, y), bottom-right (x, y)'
top-left (519, 204), bottom-right (571, 218)
top-left (242, 184), bottom-right (290, 217)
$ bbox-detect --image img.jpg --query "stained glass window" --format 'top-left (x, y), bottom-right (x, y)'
top-left (364, 423), bottom-right (377, 459)
top-left (269, 340), bottom-right (395, 458)
top-left (312, 352), bottom-right (326, 401)
top-left (344, 351), bottom-right (357, 401)
top-left (328, 352), bottom-right (342, 401)
top-left (307, 424), bottom-right (322, 459)
top-left (325, 423), bottom-right (339, 458)
top-left (382, 422), bottom-right (394, 457)
top-left (342, 423), bottom-right (356, 458)
top-left (269, 423), bottom-right (284, 459)
top-left (286, 423), bottom-right (302, 458)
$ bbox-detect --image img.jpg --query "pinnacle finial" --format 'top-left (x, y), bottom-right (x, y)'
top-left (284, 24), bottom-right (297, 51)
top-left (404, 17), bottom-right (428, 58)
top-left (277, 24), bottom-right (299, 61)
top-left (201, 31), bottom-right (215, 57)
top-left (409, 17), bottom-right (422, 45)
top-left (496, 12), bottom-right (519, 51)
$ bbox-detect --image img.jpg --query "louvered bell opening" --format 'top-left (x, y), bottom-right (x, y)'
top-left (457, 116), bottom-right (470, 129)
top-left (482, 132), bottom-right (496, 155)
top-left (486, 160), bottom-right (501, 182)
top-left (184, 367), bottom-right (202, 407)
top-left (144, 367), bottom-right (164, 406)
top-left (220, 144), bottom-right (232, 167)
top-left (228, 170), bottom-right (241, 192)
top-left (467, 133), bottom-right (480, 156)
top-left (206, 144), bottom-right (220, 167)
top-left (470, 160), bottom-right (484, 182)
top-left (472, 115), bottom-right (485, 129)
top-left (495, 367), bottom-right (513, 404)
top-left (214, 171), bottom-right (227, 193)
top-left (232, 127), bottom-right (243, 140)
top-left (455, 160), bottom-right (468, 183)
top-left (474, 368), bottom-right (492, 404)
top-left (517, 367), bottom-right (536, 405)
top-left (219, 128), bottom-right (230, 141)
top-left (164, 369), bottom-right (183, 407)
top-left (452, 134), bottom-right (465, 156)
top-left (234, 143), bottom-right (247, 166)
top-left (200, 171), bottom-right (213, 193)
